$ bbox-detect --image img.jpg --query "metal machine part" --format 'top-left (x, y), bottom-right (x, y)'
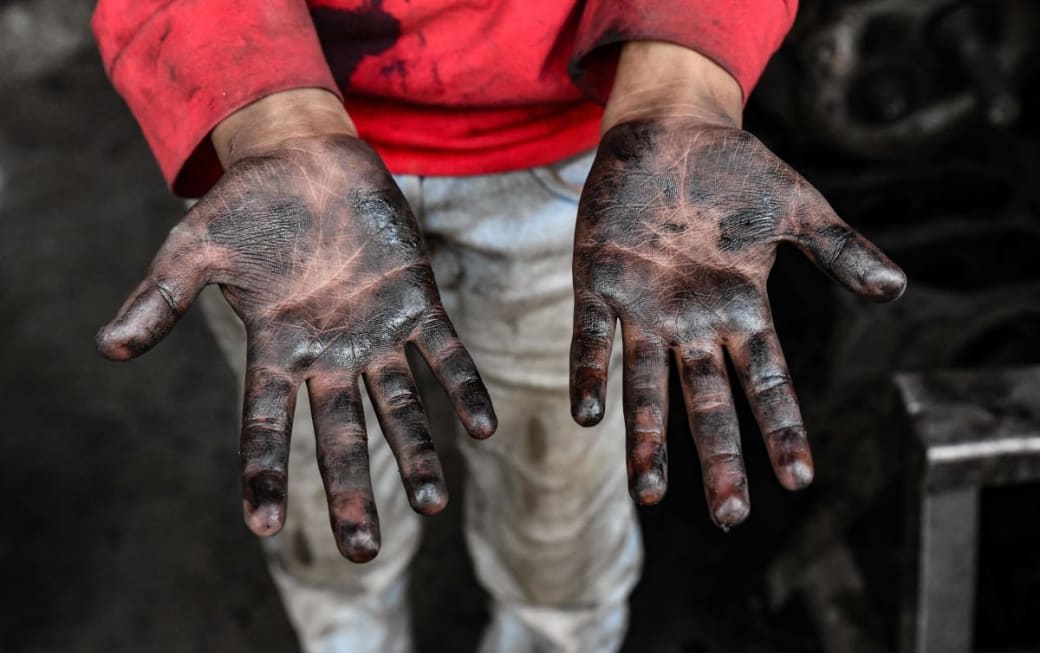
top-left (896, 367), bottom-right (1040, 653)
top-left (763, 193), bottom-right (1040, 651)
top-left (796, 0), bottom-right (1038, 158)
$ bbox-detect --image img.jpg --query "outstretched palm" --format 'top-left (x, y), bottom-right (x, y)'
top-left (98, 135), bottom-right (497, 561)
top-left (570, 120), bottom-right (905, 528)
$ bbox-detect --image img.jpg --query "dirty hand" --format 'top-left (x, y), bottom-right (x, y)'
top-left (570, 44), bottom-right (906, 529)
top-left (97, 91), bottom-right (496, 561)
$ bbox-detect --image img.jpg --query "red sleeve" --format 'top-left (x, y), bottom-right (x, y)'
top-left (570, 0), bottom-right (798, 104)
top-left (92, 0), bottom-right (341, 197)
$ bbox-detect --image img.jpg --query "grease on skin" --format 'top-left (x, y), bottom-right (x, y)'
top-left (97, 135), bottom-right (497, 562)
top-left (569, 119), bottom-right (906, 530)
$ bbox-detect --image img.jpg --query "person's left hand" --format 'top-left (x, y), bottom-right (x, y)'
top-left (569, 117), bottom-right (906, 529)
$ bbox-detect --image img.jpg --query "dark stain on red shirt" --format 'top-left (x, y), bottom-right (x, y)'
top-left (310, 1), bottom-right (403, 90)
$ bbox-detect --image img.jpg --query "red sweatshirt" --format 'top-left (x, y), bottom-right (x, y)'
top-left (92, 0), bottom-right (797, 197)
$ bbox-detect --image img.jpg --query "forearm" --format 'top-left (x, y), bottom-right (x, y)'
top-left (212, 88), bottom-right (357, 168)
top-left (602, 41), bottom-right (744, 131)
top-left (210, 45), bottom-right (741, 173)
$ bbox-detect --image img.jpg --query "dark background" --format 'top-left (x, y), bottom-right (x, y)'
top-left (1, 1), bottom-right (1038, 651)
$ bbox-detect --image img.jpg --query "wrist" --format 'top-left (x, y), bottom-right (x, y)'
top-left (212, 88), bottom-right (357, 168)
top-left (602, 41), bottom-right (743, 132)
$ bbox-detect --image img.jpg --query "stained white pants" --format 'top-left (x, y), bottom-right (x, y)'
top-left (198, 151), bottom-right (641, 653)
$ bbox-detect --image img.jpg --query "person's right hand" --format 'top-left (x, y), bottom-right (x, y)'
top-left (96, 92), bottom-right (497, 562)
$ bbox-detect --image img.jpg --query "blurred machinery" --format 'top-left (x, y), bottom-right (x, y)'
top-left (753, 1), bottom-right (1040, 652)
top-left (761, 0), bottom-right (1040, 158)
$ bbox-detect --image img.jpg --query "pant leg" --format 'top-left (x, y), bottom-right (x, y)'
top-left (196, 177), bottom-right (426, 653)
top-left (419, 152), bottom-right (642, 653)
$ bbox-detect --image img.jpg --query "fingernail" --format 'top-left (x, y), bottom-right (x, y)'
top-left (410, 480), bottom-right (448, 515)
top-left (243, 472), bottom-right (287, 535)
top-left (575, 394), bottom-right (603, 425)
top-left (95, 325), bottom-right (114, 354)
top-left (95, 324), bottom-right (134, 361)
top-left (786, 460), bottom-right (814, 489)
top-left (469, 410), bottom-right (498, 439)
top-left (338, 523), bottom-right (380, 563)
top-left (865, 266), bottom-right (907, 302)
top-left (713, 496), bottom-right (750, 530)
top-left (243, 499), bottom-right (285, 536)
top-left (631, 470), bottom-right (667, 505)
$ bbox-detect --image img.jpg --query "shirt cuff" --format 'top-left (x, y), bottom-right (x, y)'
top-left (570, 0), bottom-right (798, 104)
top-left (92, 0), bottom-right (341, 197)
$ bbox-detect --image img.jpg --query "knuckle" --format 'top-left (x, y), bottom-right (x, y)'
top-left (384, 391), bottom-right (422, 415)
top-left (750, 371), bottom-right (792, 397)
top-left (435, 347), bottom-right (479, 384)
top-left (765, 425), bottom-right (808, 447)
top-left (242, 414), bottom-right (291, 434)
top-left (688, 397), bottom-right (731, 413)
top-left (397, 442), bottom-right (440, 477)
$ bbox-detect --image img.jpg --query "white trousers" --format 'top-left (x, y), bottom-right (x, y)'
top-left (198, 151), bottom-right (641, 653)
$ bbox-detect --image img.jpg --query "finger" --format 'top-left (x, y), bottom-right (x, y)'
top-left (570, 292), bottom-right (618, 426)
top-left (96, 222), bottom-right (211, 360)
top-left (307, 374), bottom-right (381, 563)
top-left (728, 327), bottom-right (814, 491)
top-left (675, 342), bottom-right (750, 530)
top-left (621, 323), bottom-right (669, 505)
top-left (363, 357), bottom-right (448, 515)
top-left (413, 309), bottom-right (497, 439)
top-left (240, 366), bottom-right (296, 537)
top-left (787, 191), bottom-right (906, 302)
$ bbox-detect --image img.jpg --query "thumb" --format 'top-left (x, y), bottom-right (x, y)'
top-left (786, 186), bottom-right (907, 303)
top-left (96, 221), bottom-right (212, 360)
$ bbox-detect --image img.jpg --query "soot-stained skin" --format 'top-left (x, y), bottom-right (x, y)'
top-left (97, 135), bottom-right (497, 562)
top-left (570, 119), bottom-right (906, 529)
